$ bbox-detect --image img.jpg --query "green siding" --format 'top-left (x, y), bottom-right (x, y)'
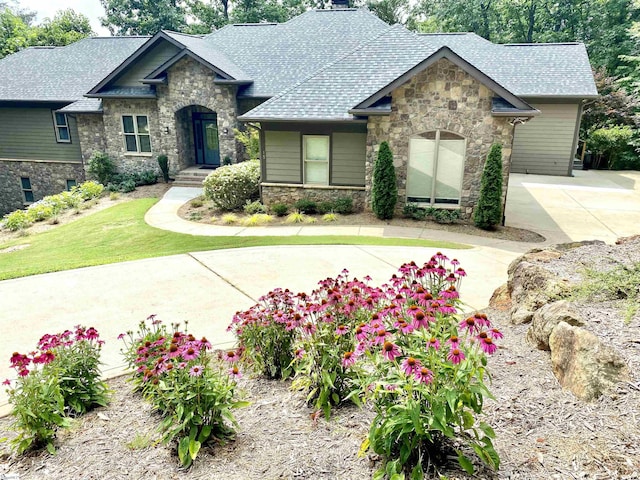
top-left (0, 108), bottom-right (82, 162)
top-left (331, 132), bottom-right (366, 186)
top-left (511, 103), bottom-right (580, 175)
top-left (114, 42), bottom-right (181, 87)
top-left (264, 131), bottom-right (301, 183)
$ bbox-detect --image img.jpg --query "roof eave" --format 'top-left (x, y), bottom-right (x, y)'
top-left (347, 108), bottom-right (391, 116)
top-left (84, 93), bottom-right (157, 99)
top-left (520, 94), bottom-right (599, 100)
top-left (238, 116), bottom-right (367, 123)
top-left (492, 109), bottom-right (540, 117)
top-left (214, 79), bottom-right (253, 85)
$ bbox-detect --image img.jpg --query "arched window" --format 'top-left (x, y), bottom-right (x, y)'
top-left (406, 130), bottom-right (466, 205)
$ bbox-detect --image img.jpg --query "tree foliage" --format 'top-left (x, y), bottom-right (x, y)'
top-left (371, 141), bottom-right (398, 220)
top-left (0, 4), bottom-right (92, 59)
top-left (473, 143), bottom-right (503, 230)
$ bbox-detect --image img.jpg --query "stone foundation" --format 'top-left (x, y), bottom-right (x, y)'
top-left (0, 160), bottom-right (85, 215)
top-left (261, 184), bottom-right (366, 211)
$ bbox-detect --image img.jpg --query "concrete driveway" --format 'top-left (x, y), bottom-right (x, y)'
top-left (506, 170), bottom-right (640, 244)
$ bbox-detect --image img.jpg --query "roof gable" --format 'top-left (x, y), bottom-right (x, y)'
top-left (354, 46), bottom-right (535, 113)
top-left (86, 31), bottom-right (249, 97)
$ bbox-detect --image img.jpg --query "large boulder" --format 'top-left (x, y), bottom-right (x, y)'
top-left (549, 322), bottom-right (630, 401)
top-left (527, 300), bottom-right (585, 350)
top-left (507, 261), bottom-right (570, 325)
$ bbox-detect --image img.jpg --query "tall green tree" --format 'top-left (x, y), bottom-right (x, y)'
top-left (473, 143), bottom-right (503, 230)
top-left (0, 8), bottom-right (31, 57)
top-left (100, 0), bottom-right (188, 35)
top-left (371, 141), bottom-right (397, 220)
top-left (32, 9), bottom-right (93, 46)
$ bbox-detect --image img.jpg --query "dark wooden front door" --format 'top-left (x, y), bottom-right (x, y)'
top-left (193, 113), bottom-right (221, 167)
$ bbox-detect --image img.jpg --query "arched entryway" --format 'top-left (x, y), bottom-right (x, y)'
top-left (175, 105), bottom-right (221, 170)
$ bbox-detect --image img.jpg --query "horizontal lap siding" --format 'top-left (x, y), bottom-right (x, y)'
top-left (511, 103), bottom-right (579, 175)
top-left (264, 131), bottom-right (301, 183)
top-left (332, 132), bottom-right (366, 186)
top-left (115, 42), bottom-right (181, 87)
top-left (0, 108), bottom-right (82, 162)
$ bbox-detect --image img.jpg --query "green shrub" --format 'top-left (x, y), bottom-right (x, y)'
top-left (119, 179), bottom-right (136, 193)
top-left (474, 143), bottom-right (503, 230)
top-left (293, 198), bottom-right (317, 214)
top-left (2, 209), bottom-right (31, 231)
top-left (202, 160), bottom-right (260, 211)
top-left (433, 208), bottom-right (461, 224)
top-left (190, 198), bottom-right (204, 208)
top-left (234, 127), bottom-right (260, 161)
top-left (403, 203), bottom-right (427, 220)
top-left (588, 125), bottom-right (638, 170)
top-left (157, 155), bottom-right (170, 183)
top-left (133, 170), bottom-right (157, 186)
top-left (244, 200), bottom-right (267, 215)
top-left (72, 181), bottom-right (104, 201)
top-left (26, 202), bottom-right (54, 222)
top-left (371, 141), bottom-right (397, 220)
top-left (223, 155), bottom-right (233, 166)
top-left (271, 203), bottom-right (289, 217)
top-left (59, 191), bottom-right (82, 209)
top-left (86, 151), bottom-right (116, 184)
top-left (332, 197), bottom-right (354, 215)
top-left (316, 201), bottom-right (335, 214)
top-left (322, 213), bottom-right (338, 222)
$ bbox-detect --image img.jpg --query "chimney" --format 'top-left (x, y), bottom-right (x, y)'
top-left (331, 0), bottom-right (349, 9)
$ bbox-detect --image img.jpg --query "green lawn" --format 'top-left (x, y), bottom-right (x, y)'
top-left (0, 198), bottom-right (470, 280)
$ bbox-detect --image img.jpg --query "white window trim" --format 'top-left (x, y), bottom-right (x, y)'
top-left (303, 134), bottom-right (330, 185)
top-left (52, 111), bottom-right (71, 143)
top-left (122, 114), bottom-right (152, 155)
top-left (20, 177), bottom-right (34, 205)
top-left (407, 130), bottom-right (466, 207)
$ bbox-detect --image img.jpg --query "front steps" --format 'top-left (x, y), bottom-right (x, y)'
top-left (172, 167), bottom-right (210, 188)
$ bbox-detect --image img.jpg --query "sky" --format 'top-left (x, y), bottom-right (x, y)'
top-left (22, 0), bottom-right (111, 35)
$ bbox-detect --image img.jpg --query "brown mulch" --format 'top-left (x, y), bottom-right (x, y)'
top-left (179, 200), bottom-right (546, 244)
top-left (1, 241), bottom-right (639, 479)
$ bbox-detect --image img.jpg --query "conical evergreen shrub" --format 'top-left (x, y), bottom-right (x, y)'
top-left (371, 141), bottom-right (397, 220)
top-left (473, 143), bottom-right (504, 229)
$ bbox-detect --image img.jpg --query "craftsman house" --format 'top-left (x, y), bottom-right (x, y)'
top-left (0, 6), bottom-right (597, 216)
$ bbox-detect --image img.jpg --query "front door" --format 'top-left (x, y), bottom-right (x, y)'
top-left (193, 113), bottom-right (221, 167)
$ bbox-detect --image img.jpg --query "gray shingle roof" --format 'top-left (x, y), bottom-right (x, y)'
top-left (57, 97), bottom-right (102, 113)
top-left (204, 9), bottom-right (390, 96)
top-left (421, 33), bottom-right (597, 97)
top-left (163, 31), bottom-right (250, 80)
top-left (241, 25), bottom-right (438, 121)
top-left (0, 37), bottom-right (149, 102)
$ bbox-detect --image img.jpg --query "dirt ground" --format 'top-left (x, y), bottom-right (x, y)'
top-left (1, 241), bottom-right (638, 479)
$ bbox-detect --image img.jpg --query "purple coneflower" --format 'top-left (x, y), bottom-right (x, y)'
top-left (382, 341), bottom-right (401, 361)
top-left (342, 351), bottom-right (357, 368)
top-left (478, 334), bottom-right (498, 354)
top-left (412, 311), bottom-right (432, 330)
top-left (335, 325), bottom-right (349, 336)
top-left (414, 367), bottom-right (433, 384)
top-left (229, 366), bottom-right (242, 379)
top-left (447, 335), bottom-right (460, 348)
top-left (459, 316), bottom-right (479, 334)
top-left (447, 348), bottom-right (465, 365)
top-left (223, 350), bottom-right (239, 363)
top-left (294, 348), bottom-right (305, 359)
top-left (427, 337), bottom-right (440, 350)
top-left (401, 357), bottom-right (421, 376)
top-left (488, 328), bottom-right (503, 340)
top-left (181, 346), bottom-right (200, 361)
top-left (373, 328), bottom-right (390, 345)
top-left (189, 365), bottom-right (204, 377)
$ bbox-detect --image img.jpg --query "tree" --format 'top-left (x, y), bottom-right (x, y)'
top-left (100, 0), bottom-right (188, 35)
top-left (32, 9), bottom-right (93, 47)
top-left (366, 0), bottom-right (413, 27)
top-left (0, 8), bottom-right (31, 57)
top-left (473, 143), bottom-right (503, 230)
top-left (371, 141), bottom-right (397, 220)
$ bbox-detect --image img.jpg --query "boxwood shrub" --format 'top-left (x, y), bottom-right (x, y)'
top-left (203, 160), bottom-right (260, 211)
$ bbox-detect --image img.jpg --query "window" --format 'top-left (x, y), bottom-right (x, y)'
top-left (122, 115), bottom-right (151, 153)
top-left (406, 131), bottom-right (466, 206)
top-left (66, 179), bottom-right (77, 191)
top-left (21, 177), bottom-right (34, 203)
top-left (303, 135), bottom-right (329, 184)
top-left (53, 112), bottom-right (71, 143)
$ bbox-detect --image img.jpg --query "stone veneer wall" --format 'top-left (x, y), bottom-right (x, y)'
top-left (366, 58), bottom-right (514, 219)
top-left (76, 114), bottom-right (106, 164)
top-left (261, 184), bottom-right (366, 212)
top-left (102, 98), bottom-right (162, 173)
top-left (0, 160), bottom-right (85, 215)
top-left (156, 57), bottom-right (238, 173)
